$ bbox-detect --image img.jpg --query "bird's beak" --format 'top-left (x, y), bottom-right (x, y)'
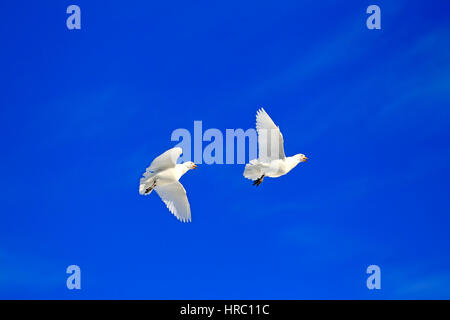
top-left (303, 157), bottom-right (308, 162)
top-left (192, 164), bottom-right (198, 169)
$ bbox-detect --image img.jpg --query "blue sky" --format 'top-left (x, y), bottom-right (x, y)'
top-left (1, 0), bottom-right (450, 299)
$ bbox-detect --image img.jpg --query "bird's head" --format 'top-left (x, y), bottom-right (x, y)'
top-left (184, 161), bottom-right (198, 170)
top-left (295, 154), bottom-right (308, 163)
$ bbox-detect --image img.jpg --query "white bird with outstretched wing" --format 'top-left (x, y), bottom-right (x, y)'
top-left (244, 108), bottom-right (308, 186)
top-left (140, 147), bottom-right (197, 222)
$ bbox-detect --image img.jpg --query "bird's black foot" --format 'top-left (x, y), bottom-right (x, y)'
top-left (145, 187), bottom-right (153, 194)
top-left (145, 180), bottom-right (157, 194)
top-left (252, 175), bottom-right (265, 187)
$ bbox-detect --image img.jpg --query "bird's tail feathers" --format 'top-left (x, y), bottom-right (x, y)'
top-left (243, 159), bottom-right (264, 181)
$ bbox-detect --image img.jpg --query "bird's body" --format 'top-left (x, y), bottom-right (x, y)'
top-left (139, 147), bottom-right (197, 222)
top-left (253, 157), bottom-right (299, 178)
top-left (152, 165), bottom-right (187, 185)
top-left (244, 108), bottom-right (307, 185)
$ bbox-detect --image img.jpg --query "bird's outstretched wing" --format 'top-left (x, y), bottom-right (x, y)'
top-left (146, 147), bottom-right (182, 174)
top-left (256, 108), bottom-right (285, 162)
top-left (155, 182), bottom-right (191, 222)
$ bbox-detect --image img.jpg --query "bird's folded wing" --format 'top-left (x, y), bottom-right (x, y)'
top-left (155, 182), bottom-right (191, 222)
top-left (147, 147), bottom-right (182, 173)
top-left (256, 108), bottom-right (285, 161)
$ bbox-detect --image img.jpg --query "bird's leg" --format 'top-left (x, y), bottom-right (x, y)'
top-left (252, 175), bottom-right (265, 187)
top-left (145, 179), bottom-right (157, 194)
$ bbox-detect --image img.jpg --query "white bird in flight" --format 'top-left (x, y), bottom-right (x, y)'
top-left (244, 108), bottom-right (308, 186)
top-left (139, 147), bottom-right (197, 222)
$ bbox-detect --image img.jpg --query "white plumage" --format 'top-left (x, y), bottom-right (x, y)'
top-left (244, 108), bottom-right (308, 186)
top-left (139, 147), bottom-right (197, 222)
